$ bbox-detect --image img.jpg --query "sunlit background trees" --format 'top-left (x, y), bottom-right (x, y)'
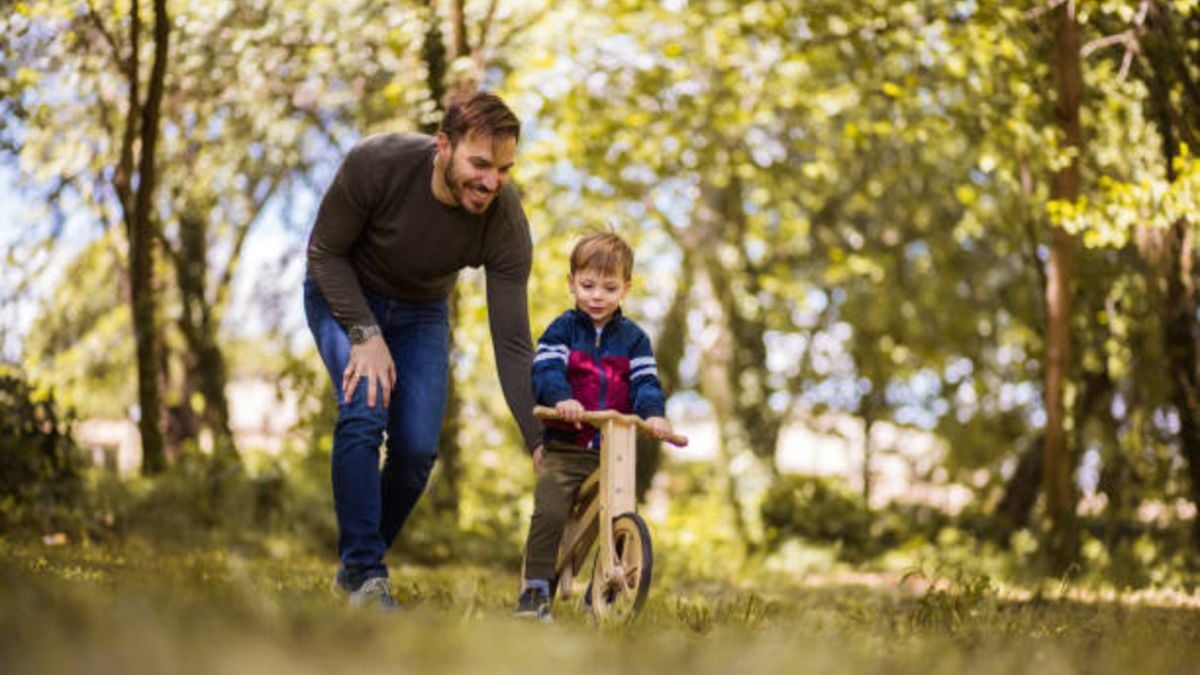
top-left (2, 0), bottom-right (1199, 584)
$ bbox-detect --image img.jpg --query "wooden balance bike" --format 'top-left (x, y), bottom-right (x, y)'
top-left (532, 405), bottom-right (688, 622)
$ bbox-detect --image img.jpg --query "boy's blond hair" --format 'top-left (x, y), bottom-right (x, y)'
top-left (569, 231), bottom-right (634, 281)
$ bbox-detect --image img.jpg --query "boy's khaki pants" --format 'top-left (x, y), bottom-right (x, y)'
top-left (523, 442), bottom-right (599, 583)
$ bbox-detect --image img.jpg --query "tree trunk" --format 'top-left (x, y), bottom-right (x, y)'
top-left (116, 0), bottom-right (171, 475)
top-left (698, 175), bottom-right (784, 474)
top-left (421, 2), bottom-right (448, 124)
top-left (693, 196), bottom-right (761, 549)
top-left (635, 257), bottom-right (691, 501)
top-left (175, 211), bottom-right (238, 462)
top-left (861, 400), bottom-right (875, 507)
top-left (1097, 441), bottom-right (1134, 545)
top-left (424, 0), bottom-right (475, 516)
top-left (448, 0), bottom-right (467, 62)
top-left (129, 194), bottom-right (164, 475)
top-left (1065, 365), bottom-right (1115, 544)
top-left (1160, 219), bottom-right (1200, 547)
top-left (997, 436), bottom-right (1044, 532)
top-left (1041, 1), bottom-right (1081, 569)
top-left (1138, 2), bottom-right (1200, 550)
top-left (432, 288), bottom-right (463, 514)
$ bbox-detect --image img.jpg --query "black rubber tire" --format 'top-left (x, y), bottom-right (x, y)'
top-left (587, 512), bottom-right (652, 622)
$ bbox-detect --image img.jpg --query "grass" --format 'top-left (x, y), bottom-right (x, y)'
top-left (4, 538), bottom-right (1200, 675)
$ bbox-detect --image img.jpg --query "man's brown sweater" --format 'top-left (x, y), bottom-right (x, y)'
top-left (307, 133), bottom-right (540, 450)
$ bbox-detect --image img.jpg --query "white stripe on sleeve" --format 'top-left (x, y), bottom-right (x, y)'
top-left (631, 366), bottom-right (659, 381)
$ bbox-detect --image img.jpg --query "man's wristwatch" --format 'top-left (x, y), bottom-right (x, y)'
top-left (347, 324), bottom-right (381, 344)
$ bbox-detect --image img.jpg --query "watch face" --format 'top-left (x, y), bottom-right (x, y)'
top-left (350, 325), bottom-right (378, 343)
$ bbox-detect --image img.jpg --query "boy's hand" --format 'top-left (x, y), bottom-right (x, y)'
top-left (645, 416), bottom-right (673, 440)
top-left (555, 399), bottom-right (585, 429)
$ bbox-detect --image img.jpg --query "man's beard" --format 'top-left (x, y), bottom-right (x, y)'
top-left (443, 150), bottom-right (494, 214)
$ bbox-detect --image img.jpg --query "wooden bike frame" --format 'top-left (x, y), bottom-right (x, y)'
top-left (533, 406), bottom-right (687, 608)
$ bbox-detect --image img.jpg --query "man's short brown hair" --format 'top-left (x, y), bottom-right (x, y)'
top-left (440, 91), bottom-right (521, 146)
top-left (570, 231), bottom-right (634, 282)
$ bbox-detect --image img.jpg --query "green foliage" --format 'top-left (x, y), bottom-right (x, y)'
top-left (761, 475), bottom-right (872, 555)
top-left (1051, 134), bottom-right (1199, 249)
top-left (396, 457), bottom-right (533, 568)
top-left (0, 367), bottom-right (86, 535)
top-left (21, 237), bottom-right (131, 418)
top-left (903, 566), bottom-right (998, 633)
top-left (76, 448), bottom-right (335, 557)
top-left (652, 461), bottom-right (757, 580)
top-left (4, 0), bottom-right (1200, 588)
top-left (1073, 522), bottom-right (1200, 591)
top-left (669, 592), bottom-right (775, 635)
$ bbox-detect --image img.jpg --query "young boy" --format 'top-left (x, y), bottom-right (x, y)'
top-left (514, 231), bottom-right (673, 621)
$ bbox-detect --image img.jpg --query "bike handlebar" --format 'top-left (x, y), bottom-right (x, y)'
top-left (534, 406), bottom-right (689, 447)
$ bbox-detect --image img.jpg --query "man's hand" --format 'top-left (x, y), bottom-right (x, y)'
top-left (342, 335), bottom-right (395, 408)
top-left (555, 399), bottom-right (585, 429)
top-left (644, 416), bottom-right (673, 440)
top-left (532, 444), bottom-right (544, 473)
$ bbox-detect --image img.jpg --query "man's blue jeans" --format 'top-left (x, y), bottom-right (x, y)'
top-left (304, 277), bottom-right (449, 588)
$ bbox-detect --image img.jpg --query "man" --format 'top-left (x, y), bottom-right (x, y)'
top-left (304, 92), bottom-right (542, 608)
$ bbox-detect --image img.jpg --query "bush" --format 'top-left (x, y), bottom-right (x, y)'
top-left (0, 367), bottom-right (88, 535)
top-left (761, 475), bottom-right (872, 558)
top-left (87, 446), bottom-right (339, 556)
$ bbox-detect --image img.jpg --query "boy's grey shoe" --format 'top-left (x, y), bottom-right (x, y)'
top-left (513, 587), bottom-right (553, 622)
top-left (347, 576), bottom-right (398, 610)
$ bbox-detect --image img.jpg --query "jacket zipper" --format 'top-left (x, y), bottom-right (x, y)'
top-left (593, 319), bottom-right (611, 449)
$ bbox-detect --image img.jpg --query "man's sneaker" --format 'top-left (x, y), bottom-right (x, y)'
top-left (348, 577), bottom-right (398, 610)
top-left (513, 587), bottom-right (552, 621)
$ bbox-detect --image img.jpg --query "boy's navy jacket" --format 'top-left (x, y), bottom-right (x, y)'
top-left (532, 308), bottom-right (666, 449)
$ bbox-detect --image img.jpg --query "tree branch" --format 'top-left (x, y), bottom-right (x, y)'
top-left (492, 5), bottom-right (554, 52)
top-left (475, 0), bottom-right (500, 54)
top-left (1082, 31), bottom-right (1134, 58)
top-left (782, 286), bottom-right (837, 425)
top-left (1082, 0), bottom-right (1151, 82)
top-left (114, 0), bottom-right (141, 217)
top-left (214, 178), bottom-right (280, 316)
top-left (85, 0), bottom-right (132, 77)
top-left (450, 0), bottom-right (467, 58)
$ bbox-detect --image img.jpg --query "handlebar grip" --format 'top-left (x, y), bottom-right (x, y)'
top-left (534, 406), bottom-right (689, 448)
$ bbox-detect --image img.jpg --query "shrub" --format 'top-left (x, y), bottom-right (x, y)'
top-left (0, 367), bottom-right (87, 534)
top-left (760, 475), bottom-right (872, 558)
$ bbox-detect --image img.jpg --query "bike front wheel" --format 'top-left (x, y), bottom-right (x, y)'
top-left (589, 512), bottom-right (652, 622)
